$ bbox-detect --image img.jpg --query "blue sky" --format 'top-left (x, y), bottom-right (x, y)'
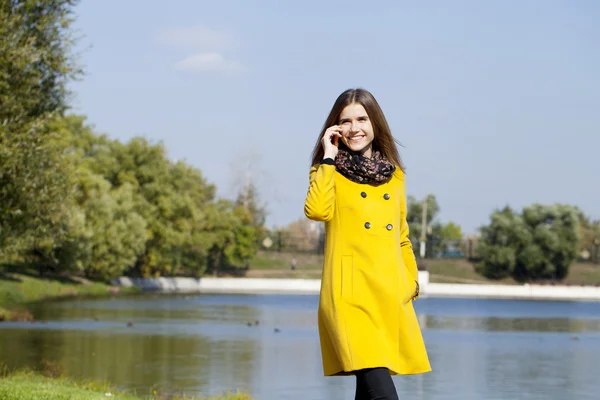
top-left (68, 0), bottom-right (600, 234)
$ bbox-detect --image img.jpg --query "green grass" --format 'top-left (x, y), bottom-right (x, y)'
top-left (0, 370), bottom-right (252, 400)
top-left (249, 251), bottom-right (323, 270)
top-left (0, 273), bottom-right (139, 321)
top-left (422, 259), bottom-right (517, 284)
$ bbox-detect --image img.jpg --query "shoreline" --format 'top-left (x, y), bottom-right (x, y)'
top-left (0, 273), bottom-right (139, 322)
top-left (112, 272), bottom-right (600, 302)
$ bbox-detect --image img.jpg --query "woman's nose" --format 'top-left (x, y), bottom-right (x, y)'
top-left (351, 121), bottom-right (360, 132)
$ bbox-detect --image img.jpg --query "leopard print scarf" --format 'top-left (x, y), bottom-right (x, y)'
top-left (335, 148), bottom-right (396, 184)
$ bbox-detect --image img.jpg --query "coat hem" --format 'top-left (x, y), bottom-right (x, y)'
top-left (324, 366), bottom-right (432, 377)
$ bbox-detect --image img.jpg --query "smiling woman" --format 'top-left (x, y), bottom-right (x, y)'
top-left (305, 88), bottom-right (430, 400)
top-left (310, 88), bottom-right (404, 170)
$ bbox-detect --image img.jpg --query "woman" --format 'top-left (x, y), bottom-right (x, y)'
top-left (304, 88), bottom-right (431, 399)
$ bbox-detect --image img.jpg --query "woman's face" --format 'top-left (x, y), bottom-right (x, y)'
top-left (339, 103), bottom-right (374, 157)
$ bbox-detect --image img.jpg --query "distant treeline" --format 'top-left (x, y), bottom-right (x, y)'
top-left (1, 115), bottom-right (265, 280)
top-left (0, 1), bottom-right (264, 280)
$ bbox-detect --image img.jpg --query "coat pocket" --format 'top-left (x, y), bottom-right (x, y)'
top-left (340, 255), bottom-right (354, 302)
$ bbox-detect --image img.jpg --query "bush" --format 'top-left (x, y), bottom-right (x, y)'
top-left (476, 204), bottom-right (580, 282)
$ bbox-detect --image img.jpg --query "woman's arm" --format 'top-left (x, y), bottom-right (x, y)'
top-left (399, 178), bottom-right (420, 299)
top-left (304, 160), bottom-right (336, 222)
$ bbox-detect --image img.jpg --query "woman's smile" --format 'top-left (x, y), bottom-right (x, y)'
top-left (347, 134), bottom-right (365, 143)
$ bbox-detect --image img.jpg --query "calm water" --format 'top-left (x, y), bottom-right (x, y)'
top-left (1, 294), bottom-right (600, 399)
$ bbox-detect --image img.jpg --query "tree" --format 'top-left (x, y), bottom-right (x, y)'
top-left (475, 206), bottom-right (524, 279)
top-left (0, 0), bottom-right (81, 257)
top-left (476, 204), bottom-right (580, 282)
top-left (0, 0), bottom-right (80, 122)
top-left (406, 195), bottom-right (440, 243)
top-left (0, 125), bottom-right (73, 259)
top-left (235, 180), bottom-right (267, 232)
top-left (204, 200), bottom-right (260, 276)
top-left (52, 116), bottom-right (226, 279)
top-left (575, 210), bottom-right (600, 263)
top-left (56, 170), bottom-right (147, 281)
top-left (429, 221), bottom-right (463, 257)
top-left (280, 218), bottom-right (320, 252)
top-left (405, 194), bottom-right (463, 257)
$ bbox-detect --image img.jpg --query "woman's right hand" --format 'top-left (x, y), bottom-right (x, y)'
top-left (321, 125), bottom-right (342, 160)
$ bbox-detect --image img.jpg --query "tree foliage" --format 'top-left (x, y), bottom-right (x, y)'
top-left (0, 0), bottom-right (80, 256)
top-left (0, 0), bottom-right (80, 123)
top-left (2, 113), bottom-right (266, 280)
top-left (56, 171), bottom-right (147, 280)
top-left (406, 194), bottom-right (463, 256)
top-left (476, 204), bottom-right (580, 281)
top-left (575, 211), bottom-right (600, 262)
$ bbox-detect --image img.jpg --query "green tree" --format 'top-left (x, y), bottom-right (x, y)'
top-left (475, 206), bottom-right (524, 279)
top-left (441, 221), bottom-right (463, 242)
top-left (0, 0), bottom-right (80, 258)
top-left (406, 194), bottom-right (440, 244)
top-left (57, 170), bottom-right (148, 280)
top-left (203, 199), bottom-right (263, 276)
top-left (575, 211), bottom-right (600, 263)
top-left (235, 181), bottom-right (267, 235)
top-left (405, 194), bottom-right (463, 257)
top-left (428, 221), bottom-right (464, 256)
top-left (476, 204), bottom-right (580, 282)
top-left (0, 0), bottom-right (80, 122)
top-left (0, 126), bottom-right (73, 260)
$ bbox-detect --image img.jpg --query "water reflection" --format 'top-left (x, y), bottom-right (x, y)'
top-left (422, 315), bottom-right (600, 333)
top-left (0, 295), bottom-right (599, 400)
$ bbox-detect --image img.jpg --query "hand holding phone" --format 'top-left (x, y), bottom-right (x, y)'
top-left (322, 125), bottom-right (342, 159)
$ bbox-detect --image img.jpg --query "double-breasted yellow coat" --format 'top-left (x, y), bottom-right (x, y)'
top-left (304, 162), bottom-right (431, 376)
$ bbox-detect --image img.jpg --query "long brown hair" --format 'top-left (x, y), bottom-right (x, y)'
top-left (310, 88), bottom-right (404, 171)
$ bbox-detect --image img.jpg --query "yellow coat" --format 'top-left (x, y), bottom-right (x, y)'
top-left (304, 163), bottom-right (431, 376)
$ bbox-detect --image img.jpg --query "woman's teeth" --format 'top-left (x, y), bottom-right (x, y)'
top-left (348, 136), bottom-right (364, 143)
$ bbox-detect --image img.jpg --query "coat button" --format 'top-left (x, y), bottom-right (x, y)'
top-left (386, 224), bottom-right (393, 231)
top-left (361, 192), bottom-right (367, 198)
top-left (383, 193), bottom-right (390, 200)
top-left (364, 222), bottom-right (371, 229)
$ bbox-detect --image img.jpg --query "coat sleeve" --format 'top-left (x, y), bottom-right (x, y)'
top-left (399, 174), bottom-right (420, 299)
top-left (304, 164), bottom-right (336, 222)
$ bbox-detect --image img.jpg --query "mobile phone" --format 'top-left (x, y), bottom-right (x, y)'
top-left (332, 135), bottom-right (339, 147)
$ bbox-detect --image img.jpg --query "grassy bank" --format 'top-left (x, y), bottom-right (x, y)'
top-left (0, 273), bottom-right (138, 321)
top-left (248, 251), bottom-right (600, 285)
top-left (0, 370), bottom-right (252, 400)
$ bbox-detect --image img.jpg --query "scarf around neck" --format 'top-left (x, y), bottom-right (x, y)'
top-left (334, 147), bottom-right (396, 184)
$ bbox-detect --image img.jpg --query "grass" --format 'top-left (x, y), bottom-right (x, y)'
top-left (0, 272), bottom-right (139, 321)
top-left (249, 251), bottom-right (323, 270)
top-left (422, 258), bottom-right (516, 285)
top-left (0, 369), bottom-right (252, 400)
top-left (248, 251), bottom-right (600, 286)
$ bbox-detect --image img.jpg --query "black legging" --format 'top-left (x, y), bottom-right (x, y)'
top-left (354, 367), bottom-right (399, 400)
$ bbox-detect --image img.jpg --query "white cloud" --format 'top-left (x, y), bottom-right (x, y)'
top-left (174, 52), bottom-right (243, 73)
top-left (157, 27), bottom-right (232, 49)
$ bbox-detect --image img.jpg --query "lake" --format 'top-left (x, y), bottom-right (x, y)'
top-left (1, 294), bottom-right (599, 399)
